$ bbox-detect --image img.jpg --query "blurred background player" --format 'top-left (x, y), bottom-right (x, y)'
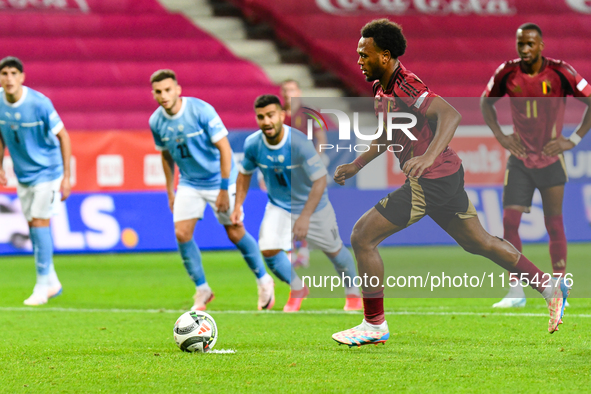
top-left (481, 23), bottom-right (591, 308)
top-left (331, 20), bottom-right (570, 346)
top-left (280, 79), bottom-right (330, 268)
top-left (0, 56), bottom-right (71, 306)
top-left (231, 94), bottom-right (362, 312)
top-left (149, 69), bottom-right (274, 311)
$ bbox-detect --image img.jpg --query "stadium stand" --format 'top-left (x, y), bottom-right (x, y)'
top-left (0, 0), bottom-right (277, 130)
top-left (228, 0), bottom-right (591, 98)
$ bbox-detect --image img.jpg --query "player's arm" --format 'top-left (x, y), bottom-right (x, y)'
top-left (543, 96), bottom-right (591, 156)
top-left (0, 133), bottom-right (6, 186)
top-left (333, 128), bottom-right (388, 186)
top-left (213, 136), bottom-right (232, 213)
top-left (55, 128), bottom-right (72, 200)
top-left (231, 172), bottom-right (252, 226)
top-left (293, 175), bottom-right (327, 241)
top-left (161, 149), bottom-right (176, 213)
top-left (480, 93), bottom-right (526, 158)
top-left (402, 97), bottom-right (462, 178)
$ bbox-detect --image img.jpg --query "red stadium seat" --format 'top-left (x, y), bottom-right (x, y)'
top-left (0, 0), bottom-right (277, 131)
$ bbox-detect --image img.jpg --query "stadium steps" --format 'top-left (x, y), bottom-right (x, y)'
top-left (157, 0), bottom-right (343, 97)
top-left (0, 0), bottom-right (282, 130)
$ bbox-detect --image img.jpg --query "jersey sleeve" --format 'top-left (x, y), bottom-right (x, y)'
top-left (38, 96), bottom-right (64, 135)
top-left (149, 113), bottom-right (166, 151)
top-left (200, 102), bottom-right (229, 144)
top-left (240, 137), bottom-right (258, 174)
top-left (484, 62), bottom-right (513, 98)
top-left (558, 61), bottom-right (591, 97)
top-left (297, 135), bottom-right (327, 182)
top-left (392, 72), bottom-right (437, 117)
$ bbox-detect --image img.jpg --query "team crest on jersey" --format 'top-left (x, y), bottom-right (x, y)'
top-left (14, 112), bottom-right (21, 121)
top-left (511, 84), bottom-right (522, 94)
top-left (178, 124), bottom-right (184, 132)
top-left (542, 80), bottom-right (552, 95)
top-left (278, 155), bottom-right (285, 163)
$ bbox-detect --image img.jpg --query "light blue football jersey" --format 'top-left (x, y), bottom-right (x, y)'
top-left (0, 86), bottom-right (64, 186)
top-left (149, 97), bottom-right (238, 190)
top-left (241, 125), bottom-right (328, 214)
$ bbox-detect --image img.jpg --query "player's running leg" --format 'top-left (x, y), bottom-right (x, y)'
top-left (261, 249), bottom-right (308, 312)
top-left (21, 180), bottom-right (63, 306)
top-left (325, 247), bottom-right (362, 311)
top-left (541, 184), bottom-right (569, 307)
top-left (175, 218), bottom-right (214, 311)
top-left (24, 218), bottom-right (53, 306)
top-left (332, 208), bottom-right (403, 346)
top-left (443, 216), bottom-right (569, 333)
top-left (493, 206), bottom-right (527, 308)
top-left (225, 225), bottom-right (275, 310)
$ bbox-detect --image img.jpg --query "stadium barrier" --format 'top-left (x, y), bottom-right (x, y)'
top-left (2, 126), bottom-right (591, 254)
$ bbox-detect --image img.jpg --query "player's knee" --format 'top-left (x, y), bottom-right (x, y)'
top-left (225, 226), bottom-right (245, 244)
top-left (350, 223), bottom-right (368, 251)
top-left (175, 228), bottom-right (192, 243)
top-left (459, 236), bottom-right (491, 256)
top-left (261, 249), bottom-right (281, 259)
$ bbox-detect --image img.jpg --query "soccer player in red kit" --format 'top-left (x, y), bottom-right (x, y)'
top-left (331, 19), bottom-right (570, 346)
top-left (481, 23), bottom-right (591, 308)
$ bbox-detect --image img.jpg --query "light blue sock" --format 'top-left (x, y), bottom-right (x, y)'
top-left (235, 232), bottom-right (267, 279)
top-left (328, 247), bottom-right (357, 286)
top-left (263, 251), bottom-right (292, 284)
top-left (177, 240), bottom-right (206, 286)
top-left (29, 227), bottom-right (53, 285)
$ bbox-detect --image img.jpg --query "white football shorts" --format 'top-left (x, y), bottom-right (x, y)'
top-left (173, 183), bottom-right (242, 225)
top-left (258, 202), bottom-right (343, 253)
top-left (16, 176), bottom-right (63, 222)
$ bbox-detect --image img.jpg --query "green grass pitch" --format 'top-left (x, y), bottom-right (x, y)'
top-left (1, 244), bottom-right (590, 393)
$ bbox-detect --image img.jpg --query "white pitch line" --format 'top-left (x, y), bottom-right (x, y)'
top-left (1, 306), bottom-right (591, 318)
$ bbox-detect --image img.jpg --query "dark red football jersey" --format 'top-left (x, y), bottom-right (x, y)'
top-left (285, 105), bottom-right (308, 132)
top-left (484, 57), bottom-right (591, 169)
top-left (374, 62), bottom-right (462, 179)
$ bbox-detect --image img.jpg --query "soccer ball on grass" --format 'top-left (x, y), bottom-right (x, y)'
top-left (173, 311), bottom-right (218, 353)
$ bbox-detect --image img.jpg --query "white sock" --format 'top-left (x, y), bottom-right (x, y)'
top-left (48, 265), bottom-right (61, 287)
top-left (291, 274), bottom-right (303, 291)
top-left (542, 278), bottom-right (558, 300)
top-left (507, 280), bottom-right (526, 298)
top-left (197, 283), bottom-right (211, 292)
top-left (345, 286), bottom-right (361, 297)
top-left (36, 274), bottom-right (50, 287)
top-left (256, 273), bottom-right (273, 286)
top-left (364, 320), bottom-right (387, 330)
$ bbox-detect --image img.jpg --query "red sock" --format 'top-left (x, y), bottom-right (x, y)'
top-left (503, 209), bottom-right (523, 281)
top-left (503, 209), bottom-right (523, 252)
top-left (545, 215), bottom-right (567, 275)
top-left (362, 289), bottom-right (385, 325)
top-left (514, 254), bottom-right (547, 293)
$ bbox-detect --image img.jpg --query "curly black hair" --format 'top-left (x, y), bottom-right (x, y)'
top-left (361, 19), bottom-right (406, 59)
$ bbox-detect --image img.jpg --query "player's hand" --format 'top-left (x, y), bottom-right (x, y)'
top-left (293, 215), bottom-right (310, 242)
top-left (60, 177), bottom-right (71, 201)
top-left (498, 133), bottom-right (527, 158)
top-left (216, 189), bottom-right (230, 213)
top-left (230, 208), bottom-right (243, 226)
top-left (333, 163), bottom-right (359, 186)
top-left (402, 154), bottom-right (435, 178)
top-left (0, 168), bottom-right (7, 186)
top-left (542, 136), bottom-right (575, 157)
top-left (167, 191), bottom-right (175, 213)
